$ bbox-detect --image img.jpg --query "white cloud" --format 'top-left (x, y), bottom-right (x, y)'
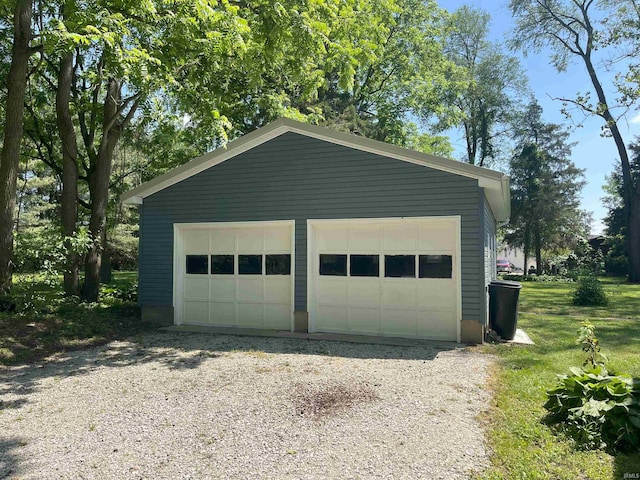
top-left (630, 113), bottom-right (640, 124)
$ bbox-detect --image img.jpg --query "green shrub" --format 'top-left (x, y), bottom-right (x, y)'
top-left (572, 276), bottom-right (609, 306)
top-left (604, 254), bottom-right (629, 276)
top-left (545, 365), bottom-right (640, 452)
top-left (545, 322), bottom-right (640, 453)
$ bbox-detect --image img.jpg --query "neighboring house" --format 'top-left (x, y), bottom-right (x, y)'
top-left (497, 246), bottom-right (536, 272)
top-left (122, 118), bottom-right (510, 344)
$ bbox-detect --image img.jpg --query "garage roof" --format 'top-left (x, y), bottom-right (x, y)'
top-left (121, 118), bottom-right (511, 221)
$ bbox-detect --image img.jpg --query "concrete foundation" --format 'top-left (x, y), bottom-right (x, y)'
top-left (141, 305), bottom-right (174, 326)
top-left (460, 319), bottom-right (484, 344)
top-left (294, 311), bottom-right (309, 333)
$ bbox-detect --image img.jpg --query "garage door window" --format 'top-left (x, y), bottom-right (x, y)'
top-left (350, 254), bottom-right (379, 277)
top-left (419, 255), bottom-right (452, 278)
top-left (239, 254), bottom-right (262, 274)
top-left (320, 254), bottom-right (347, 276)
top-left (186, 255), bottom-right (208, 274)
top-left (211, 255), bottom-right (234, 274)
top-left (266, 254), bottom-right (291, 275)
top-left (385, 255), bottom-right (415, 278)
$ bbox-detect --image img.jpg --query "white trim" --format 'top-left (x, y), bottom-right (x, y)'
top-left (121, 118), bottom-right (510, 221)
top-left (173, 220), bottom-right (295, 330)
top-left (306, 216), bottom-right (463, 341)
top-left (306, 220), bottom-right (315, 333)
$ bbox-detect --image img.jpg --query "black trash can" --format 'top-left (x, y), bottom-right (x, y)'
top-left (489, 280), bottom-right (522, 340)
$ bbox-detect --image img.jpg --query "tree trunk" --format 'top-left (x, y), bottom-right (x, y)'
top-left (56, 50), bottom-right (80, 296)
top-left (523, 223), bottom-right (530, 275)
top-left (534, 229), bottom-right (542, 275)
top-left (629, 192), bottom-right (640, 283)
top-left (579, 43), bottom-right (639, 282)
top-left (81, 78), bottom-right (121, 302)
top-left (0, 0), bottom-right (32, 294)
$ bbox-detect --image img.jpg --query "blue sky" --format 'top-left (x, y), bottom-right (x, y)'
top-left (442, 0), bottom-right (640, 234)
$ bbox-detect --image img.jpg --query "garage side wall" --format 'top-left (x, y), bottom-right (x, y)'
top-left (482, 197), bottom-right (497, 328)
top-left (139, 132), bottom-right (484, 333)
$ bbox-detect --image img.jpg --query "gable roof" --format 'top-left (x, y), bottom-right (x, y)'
top-left (121, 117), bottom-right (510, 221)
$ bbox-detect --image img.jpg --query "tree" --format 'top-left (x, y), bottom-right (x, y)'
top-left (504, 103), bottom-right (588, 273)
top-left (510, 0), bottom-right (640, 282)
top-left (442, 5), bottom-right (528, 166)
top-left (0, 0), bottom-right (34, 294)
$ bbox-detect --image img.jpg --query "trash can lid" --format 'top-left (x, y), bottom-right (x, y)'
top-left (489, 280), bottom-right (522, 289)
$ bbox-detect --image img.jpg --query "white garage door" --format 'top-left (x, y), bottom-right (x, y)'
top-left (309, 217), bottom-right (460, 341)
top-left (174, 221), bottom-right (294, 329)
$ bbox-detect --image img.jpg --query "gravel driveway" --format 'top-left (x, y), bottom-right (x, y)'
top-left (1, 332), bottom-right (493, 479)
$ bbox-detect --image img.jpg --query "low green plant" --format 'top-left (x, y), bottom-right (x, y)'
top-left (572, 276), bottom-right (609, 306)
top-left (544, 322), bottom-right (640, 453)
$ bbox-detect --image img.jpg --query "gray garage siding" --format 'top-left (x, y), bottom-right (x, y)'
top-left (139, 132), bottom-right (485, 320)
top-left (482, 197), bottom-right (497, 326)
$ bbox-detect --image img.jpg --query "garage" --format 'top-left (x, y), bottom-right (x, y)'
top-left (124, 118), bottom-right (510, 343)
top-left (173, 221), bottom-right (294, 329)
top-left (308, 218), bottom-right (460, 341)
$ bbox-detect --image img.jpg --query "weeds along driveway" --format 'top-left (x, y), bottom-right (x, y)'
top-left (0, 333), bottom-right (493, 480)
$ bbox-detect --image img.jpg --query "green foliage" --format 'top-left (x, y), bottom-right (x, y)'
top-left (545, 321), bottom-right (640, 451)
top-left (503, 274), bottom-right (573, 282)
top-left (545, 325), bottom-right (639, 453)
top-left (441, 5), bottom-right (528, 166)
top-left (577, 321), bottom-right (608, 368)
top-left (545, 365), bottom-right (640, 453)
top-left (101, 281), bottom-right (138, 303)
top-left (572, 276), bottom-right (609, 306)
top-left (504, 127), bottom-right (588, 272)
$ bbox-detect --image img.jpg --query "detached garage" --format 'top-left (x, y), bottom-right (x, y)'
top-left (122, 118), bottom-right (509, 343)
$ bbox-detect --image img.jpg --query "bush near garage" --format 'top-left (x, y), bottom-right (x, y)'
top-left (544, 322), bottom-right (640, 453)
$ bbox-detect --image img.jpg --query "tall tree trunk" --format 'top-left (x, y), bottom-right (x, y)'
top-left (81, 78), bottom-right (121, 302)
top-left (629, 193), bottom-right (640, 283)
top-left (578, 30), bottom-right (639, 281)
top-left (0, 0), bottom-right (33, 294)
top-left (534, 228), bottom-right (542, 275)
top-left (56, 50), bottom-right (80, 296)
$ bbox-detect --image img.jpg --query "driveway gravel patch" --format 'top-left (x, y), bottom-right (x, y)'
top-left (0, 332), bottom-right (493, 479)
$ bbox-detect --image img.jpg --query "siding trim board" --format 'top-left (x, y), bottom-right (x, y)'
top-left (122, 118), bottom-right (510, 222)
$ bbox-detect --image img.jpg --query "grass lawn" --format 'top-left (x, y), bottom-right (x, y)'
top-left (477, 278), bottom-right (640, 479)
top-left (0, 271), bottom-right (153, 365)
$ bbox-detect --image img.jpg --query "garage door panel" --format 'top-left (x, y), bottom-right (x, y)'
top-left (417, 311), bottom-right (457, 340)
top-left (348, 226), bottom-right (381, 251)
top-left (179, 222), bottom-right (293, 330)
top-left (417, 282), bottom-right (456, 309)
top-left (383, 225), bottom-right (416, 251)
top-left (237, 229), bottom-right (263, 252)
top-left (209, 302), bottom-right (235, 325)
top-left (316, 279), bottom-right (348, 305)
top-left (264, 277), bottom-right (291, 304)
top-left (311, 218), bottom-right (459, 341)
top-left (183, 229), bottom-right (209, 253)
top-left (348, 281), bottom-right (380, 307)
top-left (184, 277), bottom-right (209, 301)
top-left (263, 304), bottom-right (291, 329)
top-left (210, 229), bottom-right (236, 252)
top-left (382, 282), bottom-right (417, 308)
top-left (316, 306), bottom-right (348, 332)
top-left (236, 303), bottom-right (263, 327)
top-left (417, 224), bottom-right (455, 251)
top-left (348, 307), bottom-right (380, 334)
top-left (380, 309), bottom-right (417, 336)
top-left (184, 301), bottom-right (209, 325)
top-left (209, 278), bottom-right (236, 302)
top-left (237, 278), bottom-right (264, 302)
top-left (316, 226), bottom-right (348, 251)
top-left (264, 228), bottom-right (291, 250)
